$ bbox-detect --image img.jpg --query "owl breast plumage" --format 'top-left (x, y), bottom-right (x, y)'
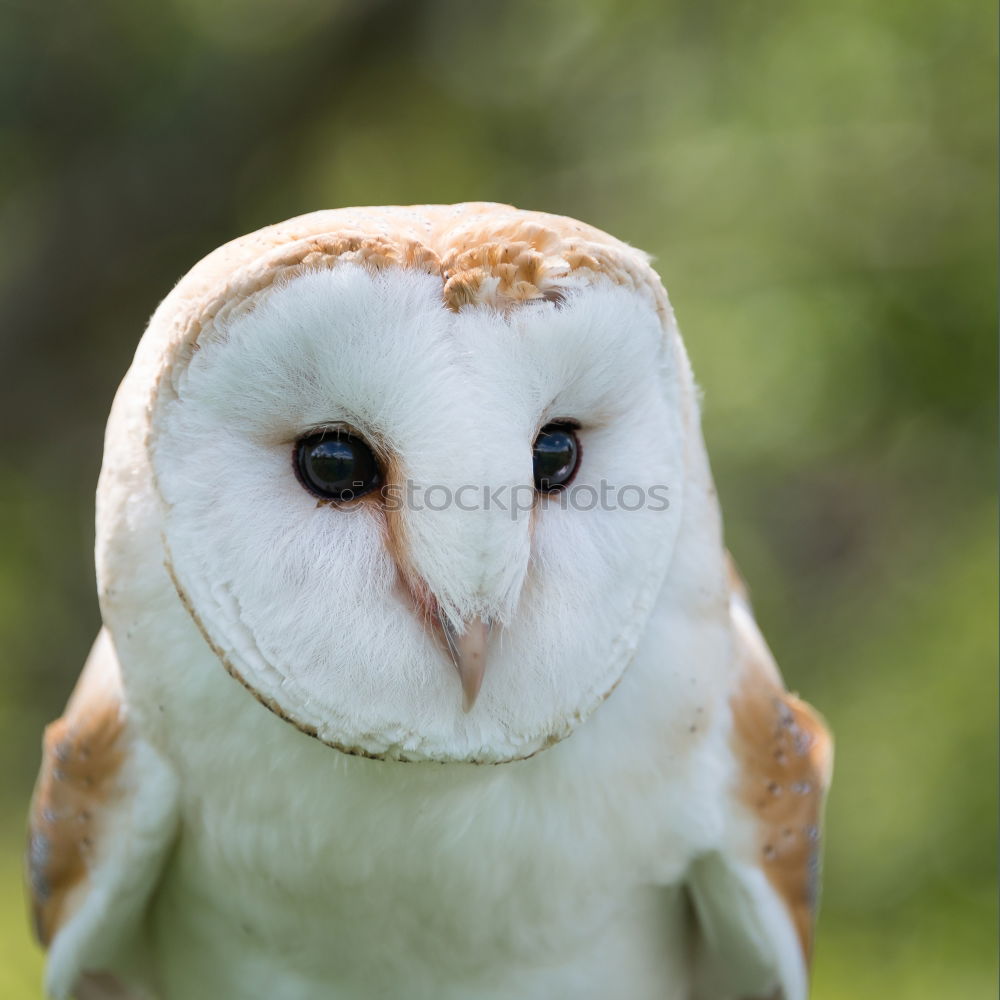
top-left (27, 204), bottom-right (831, 1000)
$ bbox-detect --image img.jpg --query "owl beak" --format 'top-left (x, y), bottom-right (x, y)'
top-left (439, 614), bottom-right (490, 712)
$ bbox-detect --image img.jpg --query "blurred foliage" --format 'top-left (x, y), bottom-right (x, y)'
top-left (0, 0), bottom-right (996, 997)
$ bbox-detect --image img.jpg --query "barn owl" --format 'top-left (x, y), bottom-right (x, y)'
top-left (27, 203), bottom-right (831, 1000)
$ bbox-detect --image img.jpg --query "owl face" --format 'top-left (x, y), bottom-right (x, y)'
top-left (136, 206), bottom-right (692, 763)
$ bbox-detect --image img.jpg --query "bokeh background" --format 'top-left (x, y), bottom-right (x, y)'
top-left (0, 1), bottom-right (996, 996)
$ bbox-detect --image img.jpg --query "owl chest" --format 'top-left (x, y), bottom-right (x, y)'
top-left (148, 744), bottom-right (689, 998)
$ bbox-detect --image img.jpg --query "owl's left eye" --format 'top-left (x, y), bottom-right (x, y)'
top-left (533, 423), bottom-right (580, 492)
top-left (294, 431), bottom-right (382, 502)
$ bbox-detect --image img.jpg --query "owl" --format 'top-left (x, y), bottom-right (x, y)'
top-left (27, 204), bottom-right (831, 1000)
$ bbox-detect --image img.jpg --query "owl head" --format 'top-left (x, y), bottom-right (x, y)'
top-left (97, 204), bottom-right (720, 764)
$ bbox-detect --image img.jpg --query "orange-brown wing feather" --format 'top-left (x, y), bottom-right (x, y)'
top-left (728, 564), bottom-right (833, 965)
top-left (27, 639), bottom-right (127, 947)
top-left (26, 631), bottom-right (178, 1000)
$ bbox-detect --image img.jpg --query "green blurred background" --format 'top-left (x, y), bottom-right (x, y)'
top-left (0, 1), bottom-right (996, 996)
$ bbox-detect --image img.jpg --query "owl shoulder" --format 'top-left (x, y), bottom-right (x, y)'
top-left (27, 630), bottom-right (179, 999)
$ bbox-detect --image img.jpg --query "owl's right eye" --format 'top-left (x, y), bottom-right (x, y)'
top-left (294, 432), bottom-right (382, 502)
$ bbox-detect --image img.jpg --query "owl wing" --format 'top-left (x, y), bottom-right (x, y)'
top-left (27, 630), bottom-right (180, 1000)
top-left (684, 562), bottom-right (833, 1000)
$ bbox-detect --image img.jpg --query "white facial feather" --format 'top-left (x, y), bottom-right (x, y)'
top-left (151, 264), bottom-right (687, 762)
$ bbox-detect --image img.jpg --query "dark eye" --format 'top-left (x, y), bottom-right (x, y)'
top-left (533, 423), bottom-right (580, 493)
top-left (294, 431), bottom-right (382, 502)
